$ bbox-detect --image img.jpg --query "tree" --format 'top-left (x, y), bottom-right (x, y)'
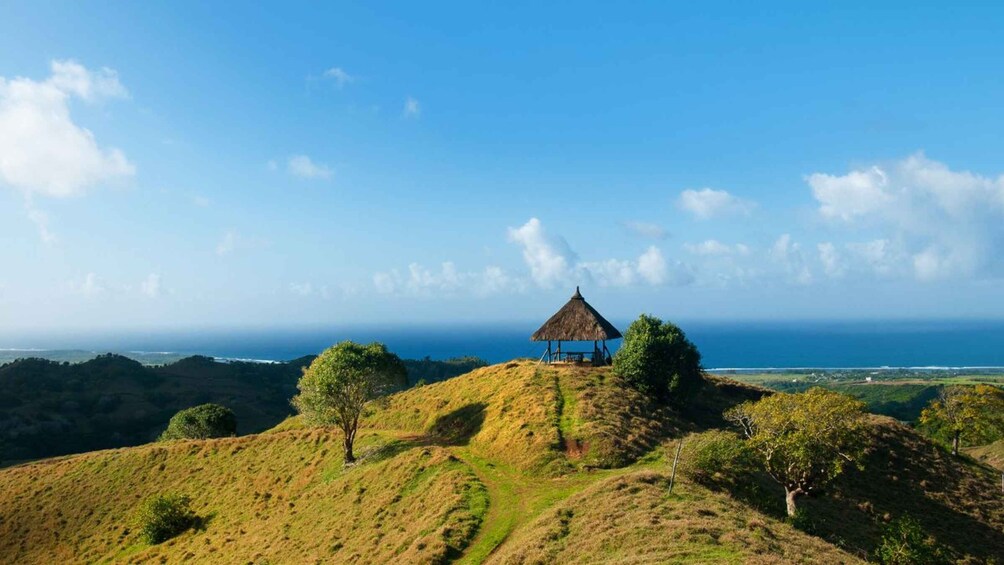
top-left (159, 403), bottom-right (237, 441)
top-left (919, 384), bottom-right (1004, 456)
top-left (136, 493), bottom-right (199, 544)
top-left (292, 341), bottom-right (406, 463)
top-left (725, 387), bottom-right (868, 517)
top-left (612, 314), bottom-right (702, 402)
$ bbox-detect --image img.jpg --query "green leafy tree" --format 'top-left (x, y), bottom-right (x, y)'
top-left (159, 403), bottom-right (237, 441)
top-left (292, 341), bottom-right (406, 463)
top-left (136, 493), bottom-right (198, 544)
top-left (919, 384), bottom-right (1004, 456)
top-left (725, 387), bottom-right (868, 517)
top-left (612, 314), bottom-right (702, 402)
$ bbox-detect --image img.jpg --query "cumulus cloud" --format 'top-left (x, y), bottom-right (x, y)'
top-left (678, 188), bottom-right (754, 220)
top-left (507, 218), bottom-right (576, 288)
top-left (287, 155), bottom-right (333, 180)
top-left (806, 153), bottom-right (1004, 281)
top-left (403, 96), bottom-right (421, 118)
top-left (817, 243), bottom-right (845, 278)
top-left (289, 282), bottom-right (332, 299)
top-left (637, 246), bottom-right (670, 285)
top-left (373, 262), bottom-right (525, 296)
top-left (683, 240), bottom-right (750, 257)
top-left (140, 273), bottom-right (162, 298)
top-left (69, 272), bottom-right (105, 297)
top-left (508, 218), bottom-right (689, 288)
top-left (770, 234), bottom-right (812, 284)
top-left (0, 60), bottom-right (134, 199)
top-left (623, 220), bottom-right (668, 240)
top-left (322, 67), bottom-right (354, 88)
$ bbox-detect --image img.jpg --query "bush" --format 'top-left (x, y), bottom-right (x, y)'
top-left (136, 493), bottom-right (198, 544)
top-left (613, 314), bottom-right (702, 402)
top-left (679, 430), bottom-right (751, 484)
top-left (873, 514), bottom-right (943, 564)
top-left (159, 403), bottom-right (237, 441)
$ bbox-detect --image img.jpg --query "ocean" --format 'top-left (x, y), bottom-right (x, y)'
top-left (3, 319), bottom-right (1004, 369)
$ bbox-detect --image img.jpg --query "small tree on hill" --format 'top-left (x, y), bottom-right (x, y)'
top-left (292, 341), bottom-right (406, 463)
top-left (919, 384), bottom-right (1004, 456)
top-left (725, 387), bottom-right (868, 517)
top-left (613, 314), bottom-right (702, 402)
top-left (159, 403), bottom-right (237, 441)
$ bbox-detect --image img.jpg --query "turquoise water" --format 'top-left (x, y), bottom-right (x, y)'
top-left (4, 319), bottom-right (1004, 369)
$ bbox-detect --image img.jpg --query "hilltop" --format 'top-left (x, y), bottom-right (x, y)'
top-left (1, 361), bottom-right (1002, 563)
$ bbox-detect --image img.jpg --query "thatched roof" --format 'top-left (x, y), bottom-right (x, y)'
top-left (531, 287), bottom-right (622, 342)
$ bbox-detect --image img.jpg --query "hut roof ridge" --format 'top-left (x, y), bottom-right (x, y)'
top-left (531, 287), bottom-right (622, 342)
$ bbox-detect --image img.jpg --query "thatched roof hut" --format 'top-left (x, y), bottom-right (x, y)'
top-left (532, 287), bottom-right (621, 364)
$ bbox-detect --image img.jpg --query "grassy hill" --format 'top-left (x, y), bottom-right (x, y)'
top-left (1, 361), bottom-right (1002, 564)
top-left (0, 354), bottom-right (485, 463)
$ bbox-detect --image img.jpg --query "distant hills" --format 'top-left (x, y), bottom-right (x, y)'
top-left (0, 353), bottom-right (485, 463)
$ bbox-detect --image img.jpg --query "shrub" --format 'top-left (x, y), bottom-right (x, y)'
top-left (679, 430), bottom-right (751, 484)
top-left (873, 514), bottom-right (943, 564)
top-left (612, 314), bottom-right (702, 402)
top-left (136, 493), bottom-right (198, 544)
top-left (159, 403), bottom-right (237, 441)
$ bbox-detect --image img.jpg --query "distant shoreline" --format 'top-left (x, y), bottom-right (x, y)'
top-left (5, 348), bottom-right (1004, 373)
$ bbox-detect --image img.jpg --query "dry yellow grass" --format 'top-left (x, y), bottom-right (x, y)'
top-left (486, 470), bottom-right (863, 565)
top-left (365, 361), bottom-right (676, 474)
top-left (0, 429), bottom-right (486, 564)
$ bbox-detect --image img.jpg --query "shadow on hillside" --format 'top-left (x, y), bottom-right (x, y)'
top-left (800, 420), bottom-right (1004, 562)
top-left (429, 403), bottom-right (487, 446)
top-left (682, 375), bottom-right (769, 431)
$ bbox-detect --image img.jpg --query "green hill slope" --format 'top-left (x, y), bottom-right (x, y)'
top-left (1, 361), bottom-right (1001, 564)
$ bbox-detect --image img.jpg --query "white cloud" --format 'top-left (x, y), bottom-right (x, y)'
top-left (507, 218), bottom-right (576, 288)
top-left (817, 242), bottom-right (845, 278)
top-left (623, 220), bottom-right (668, 240)
top-left (289, 282), bottom-right (332, 299)
top-left (322, 67), bottom-right (354, 88)
top-left (807, 153), bottom-right (1004, 281)
top-left (508, 218), bottom-right (687, 288)
top-left (192, 195), bottom-right (210, 207)
top-left (678, 188), bottom-right (754, 220)
top-left (69, 272), bottom-right (105, 297)
top-left (216, 231), bottom-right (238, 256)
top-left (25, 204), bottom-right (57, 244)
top-left (0, 60), bottom-right (134, 199)
top-left (579, 258), bottom-right (638, 287)
top-left (48, 60), bottom-right (128, 101)
top-left (140, 273), bottom-right (161, 298)
top-left (287, 154), bottom-right (333, 180)
top-left (636, 246), bottom-right (669, 285)
top-left (683, 239), bottom-right (750, 257)
top-left (373, 262), bottom-right (524, 296)
top-left (808, 166), bottom-right (891, 221)
top-left (403, 96), bottom-right (421, 118)
top-left (770, 234), bottom-right (812, 284)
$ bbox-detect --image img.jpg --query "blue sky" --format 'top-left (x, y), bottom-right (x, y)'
top-left (3, 2), bottom-right (1004, 330)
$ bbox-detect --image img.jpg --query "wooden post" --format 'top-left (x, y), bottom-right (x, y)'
top-left (668, 438), bottom-right (684, 494)
top-left (547, 341), bottom-right (552, 363)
